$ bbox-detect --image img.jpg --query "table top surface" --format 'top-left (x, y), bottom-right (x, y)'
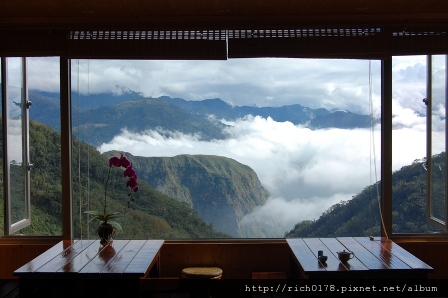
top-left (286, 237), bottom-right (433, 275)
top-left (14, 239), bottom-right (164, 278)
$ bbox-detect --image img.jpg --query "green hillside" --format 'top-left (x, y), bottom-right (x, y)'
top-left (103, 151), bottom-right (270, 237)
top-left (0, 118), bottom-right (230, 238)
top-left (285, 153), bottom-right (444, 237)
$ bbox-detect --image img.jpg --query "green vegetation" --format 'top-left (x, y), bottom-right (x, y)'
top-left (0, 118), bottom-right (230, 238)
top-left (104, 151), bottom-right (270, 237)
top-left (285, 153), bottom-right (444, 237)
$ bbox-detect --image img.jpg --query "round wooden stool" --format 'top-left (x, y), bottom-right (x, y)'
top-left (181, 267), bottom-right (223, 279)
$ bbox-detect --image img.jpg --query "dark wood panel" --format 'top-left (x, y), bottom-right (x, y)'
top-left (287, 238), bottom-right (433, 280)
top-left (357, 237), bottom-right (433, 271)
top-left (123, 240), bottom-right (163, 275)
top-left (1, 0), bottom-right (448, 30)
top-left (15, 241), bottom-right (77, 274)
top-left (0, 242), bottom-right (59, 279)
top-left (302, 238), bottom-right (348, 272)
top-left (286, 239), bottom-right (327, 273)
top-left (57, 240), bottom-right (100, 273)
top-left (352, 237), bottom-right (411, 270)
top-left (79, 240), bottom-right (130, 274)
top-left (159, 241), bottom-right (291, 279)
top-left (319, 238), bottom-right (368, 271)
top-left (336, 237), bottom-right (389, 270)
top-left (35, 240), bottom-right (96, 273)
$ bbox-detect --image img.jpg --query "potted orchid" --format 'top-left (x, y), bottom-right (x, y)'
top-left (85, 152), bottom-right (138, 244)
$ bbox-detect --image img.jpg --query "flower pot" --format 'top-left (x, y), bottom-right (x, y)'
top-left (98, 222), bottom-right (116, 244)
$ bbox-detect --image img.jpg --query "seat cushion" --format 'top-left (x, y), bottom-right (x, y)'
top-left (181, 267), bottom-right (223, 279)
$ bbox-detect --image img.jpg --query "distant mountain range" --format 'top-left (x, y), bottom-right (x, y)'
top-left (28, 90), bottom-right (377, 147)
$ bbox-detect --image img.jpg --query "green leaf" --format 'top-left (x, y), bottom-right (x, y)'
top-left (105, 213), bottom-right (122, 220)
top-left (84, 210), bottom-right (102, 216)
top-left (107, 220), bottom-right (123, 231)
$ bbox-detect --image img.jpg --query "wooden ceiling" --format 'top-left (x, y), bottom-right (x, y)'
top-left (1, 0), bottom-right (448, 31)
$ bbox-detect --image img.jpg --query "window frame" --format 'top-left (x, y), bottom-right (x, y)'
top-left (1, 54), bottom-right (448, 242)
top-left (1, 57), bottom-right (32, 235)
top-left (425, 55), bottom-right (448, 232)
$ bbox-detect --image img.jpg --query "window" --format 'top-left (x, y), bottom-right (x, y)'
top-left (392, 55), bottom-right (447, 234)
top-left (1, 57), bottom-right (62, 236)
top-left (1, 55), bottom-right (446, 239)
top-left (1, 57), bottom-right (31, 234)
top-left (70, 58), bottom-right (382, 239)
top-left (426, 55), bottom-right (447, 231)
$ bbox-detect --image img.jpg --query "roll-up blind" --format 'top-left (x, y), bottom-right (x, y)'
top-left (1, 27), bottom-right (446, 59)
top-left (66, 30), bottom-right (227, 60)
top-left (228, 27), bottom-right (448, 59)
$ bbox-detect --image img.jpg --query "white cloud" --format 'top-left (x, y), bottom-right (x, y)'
top-left (97, 108), bottom-right (443, 237)
top-left (24, 57), bottom-right (382, 114)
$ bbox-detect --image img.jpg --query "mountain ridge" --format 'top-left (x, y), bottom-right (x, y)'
top-left (29, 90), bottom-right (377, 147)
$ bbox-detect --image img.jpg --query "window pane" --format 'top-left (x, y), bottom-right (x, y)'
top-left (71, 59), bottom-right (382, 239)
top-left (430, 55), bottom-right (446, 223)
top-left (7, 57), bottom-right (27, 226)
top-left (14, 57), bottom-right (62, 236)
top-left (392, 55), bottom-right (444, 233)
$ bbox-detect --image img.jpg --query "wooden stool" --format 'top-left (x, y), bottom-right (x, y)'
top-left (181, 267), bottom-right (223, 279)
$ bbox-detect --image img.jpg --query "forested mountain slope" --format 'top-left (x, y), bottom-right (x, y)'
top-left (103, 151), bottom-right (270, 237)
top-left (0, 118), bottom-right (230, 238)
top-left (285, 153), bottom-right (444, 237)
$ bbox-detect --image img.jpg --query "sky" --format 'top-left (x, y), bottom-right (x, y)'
top-left (6, 55), bottom-right (446, 237)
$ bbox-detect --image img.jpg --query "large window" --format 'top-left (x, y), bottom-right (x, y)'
top-left (1, 56), bottom-right (447, 239)
top-left (69, 58), bottom-right (383, 239)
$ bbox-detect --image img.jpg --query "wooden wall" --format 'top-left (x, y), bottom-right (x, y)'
top-left (395, 241), bottom-right (448, 279)
top-left (0, 243), bottom-right (56, 279)
top-left (159, 241), bottom-right (291, 279)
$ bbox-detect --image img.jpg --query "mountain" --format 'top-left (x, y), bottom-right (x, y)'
top-left (285, 153), bottom-right (444, 237)
top-left (29, 91), bottom-right (226, 146)
top-left (29, 91), bottom-right (376, 147)
top-left (38, 88), bottom-right (144, 110)
top-left (103, 152), bottom-right (270, 237)
top-left (158, 96), bottom-right (373, 128)
top-left (0, 117), bottom-right (230, 238)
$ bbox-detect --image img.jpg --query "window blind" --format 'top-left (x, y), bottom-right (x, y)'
top-left (0, 27), bottom-right (446, 59)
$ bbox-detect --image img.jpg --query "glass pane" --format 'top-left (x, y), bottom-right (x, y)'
top-left (430, 55), bottom-right (446, 222)
top-left (391, 55), bottom-right (444, 233)
top-left (18, 57), bottom-right (63, 236)
top-left (72, 59), bottom-right (382, 239)
top-left (7, 57), bottom-right (26, 225)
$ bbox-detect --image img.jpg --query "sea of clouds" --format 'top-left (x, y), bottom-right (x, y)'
top-left (97, 108), bottom-right (444, 237)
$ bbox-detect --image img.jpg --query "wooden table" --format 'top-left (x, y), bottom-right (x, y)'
top-left (286, 237), bottom-right (433, 279)
top-left (14, 239), bottom-right (164, 297)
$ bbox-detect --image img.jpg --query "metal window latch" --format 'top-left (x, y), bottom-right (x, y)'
top-left (27, 163), bottom-right (34, 171)
top-left (25, 101), bottom-right (32, 109)
top-left (422, 98), bottom-right (430, 106)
